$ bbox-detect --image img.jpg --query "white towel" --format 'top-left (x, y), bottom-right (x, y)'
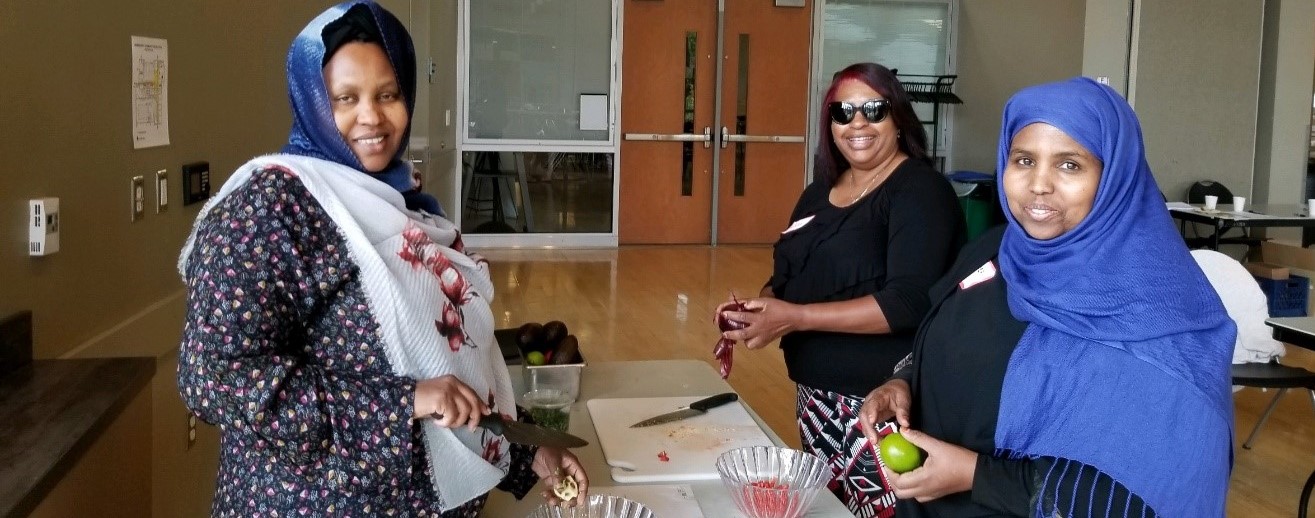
top-left (1191, 250), bottom-right (1287, 364)
top-left (180, 154), bottom-right (515, 511)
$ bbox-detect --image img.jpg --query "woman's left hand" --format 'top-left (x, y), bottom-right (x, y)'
top-left (531, 447), bottom-right (590, 507)
top-left (721, 297), bottom-right (803, 350)
top-left (880, 428), bottom-right (977, 502)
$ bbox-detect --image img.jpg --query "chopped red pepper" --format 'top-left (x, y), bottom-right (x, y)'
top-left (742, 480), bottom-right (791, 516)
top-left (657, 450), bottom-right (670, 462)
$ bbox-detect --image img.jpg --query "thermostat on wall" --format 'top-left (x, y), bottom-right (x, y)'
top-left (182, 161), bottom-right (211, 206)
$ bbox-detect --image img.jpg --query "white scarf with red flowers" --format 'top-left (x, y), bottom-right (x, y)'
top-left (179, 154), bottom-right (515, 511)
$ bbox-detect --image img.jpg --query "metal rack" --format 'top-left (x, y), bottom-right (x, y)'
top-left (899, 74), bottom-right (962, 169)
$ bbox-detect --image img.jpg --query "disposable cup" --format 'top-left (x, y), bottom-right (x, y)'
top-left (1307, 199), bottom-right (1314, 217)
top-left (1203, 195), bottom-right (1218, 210)
top-left (1233, 196), bottom-right (1247, 212)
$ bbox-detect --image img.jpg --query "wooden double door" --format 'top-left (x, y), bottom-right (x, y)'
top-left (619, 0), bottom-right (812, 244)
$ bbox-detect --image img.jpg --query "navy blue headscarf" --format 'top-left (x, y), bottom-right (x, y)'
top-left (282, 1), bottom-right (442, 215)
top-left (994, 78), bottom-right (1234, 516)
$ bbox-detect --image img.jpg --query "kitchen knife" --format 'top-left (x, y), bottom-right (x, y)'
top-left (433, 413), bottom-right (590, 448)
top-left (629, 392), bottom-right (739, 428)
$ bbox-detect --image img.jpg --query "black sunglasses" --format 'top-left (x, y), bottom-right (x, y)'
top-left (828, 99), bottom-right (891, 125)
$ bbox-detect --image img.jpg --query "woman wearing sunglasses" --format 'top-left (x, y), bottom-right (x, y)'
top-left (717, 62), bottom-right (964, 517)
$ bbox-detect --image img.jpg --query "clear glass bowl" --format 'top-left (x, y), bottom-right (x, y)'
top-left (525, 494), bottom-right (655, 518)
top-left (716, 446), bottom-right (829, 518)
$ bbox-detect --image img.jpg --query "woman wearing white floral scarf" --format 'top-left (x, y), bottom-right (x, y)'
top-left (177, 2), bottom-right (586, 516)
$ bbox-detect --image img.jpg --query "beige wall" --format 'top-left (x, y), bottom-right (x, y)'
top-left (1081, 0), bottom-right (1132, 96)
top-left (948, 0), bottom-right (1087, 174)
top-left (0, 1), bottom-right (331, 358)
top-left (0, 2), bottom-right (334, 516)
top-left (1081, 0), bottom-right (1315, 208)
top-left (1254, 0), bottom-right (1315, 207)
top-left (1130, 0), bottom-right (1264, 203)
top-left (430, 0), bottom-right (462, 216)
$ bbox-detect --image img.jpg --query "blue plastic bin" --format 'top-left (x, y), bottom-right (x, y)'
top-left (1255, 274), bottom-right (1310, 317)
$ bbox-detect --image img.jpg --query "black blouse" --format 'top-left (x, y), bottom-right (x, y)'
top-left (893, 226), bottom-right (1158, 517)
top-left (771, 158), bottom-right (963, 396)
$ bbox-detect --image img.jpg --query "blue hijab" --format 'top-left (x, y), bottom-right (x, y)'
top-left (282, 1), bottom-right (442, 215)
top-left (995, 78), bottom-right (1234, 516)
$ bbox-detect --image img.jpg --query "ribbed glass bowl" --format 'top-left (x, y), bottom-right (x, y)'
top-left (716, 446), bottom-right (829, 518)
top-left (525, 494), bottom-right (655, 518)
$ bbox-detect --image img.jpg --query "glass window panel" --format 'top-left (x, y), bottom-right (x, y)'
top-left (821, 1), bottom-right (948, 78)
top-left (734, 34), bottom-right (750, 196)
top-left (468, 0), bottom-right (612, 141)
top-left (461, 151), bottom-right (614, 234)
top-left (819, 1), bottom-right (952, 157)
top-left (682, 31), bottom-right (697, 196)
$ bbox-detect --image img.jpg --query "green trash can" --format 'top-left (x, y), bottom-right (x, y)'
top-left (949, 172), bottom-right (1003, 242)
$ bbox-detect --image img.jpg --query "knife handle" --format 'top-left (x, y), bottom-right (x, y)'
top-left (434, 413), bottom-right (505, 434)
top-left (690, 392), bottom-right (739, 412)
top-left (478, 414), bottom-right (505, 435)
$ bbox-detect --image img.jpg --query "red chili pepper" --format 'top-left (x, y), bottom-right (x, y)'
top-left (714, 294), bottom-right (749, 379)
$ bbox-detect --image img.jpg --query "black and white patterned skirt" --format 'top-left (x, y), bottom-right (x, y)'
top-left (796, 383), bottom-right (898, 518)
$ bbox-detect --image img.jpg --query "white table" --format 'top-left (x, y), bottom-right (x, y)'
top-left (1169, 203), bottom-right (1315, 249)
top-left (481, 360), bottom-right (852, 517)
top-left (1264, 317), bottom-right (1315, 518)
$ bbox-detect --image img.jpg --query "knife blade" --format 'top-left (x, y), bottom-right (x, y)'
top-left (433, 413), bottom-right (590, 448)
top-left (480, 413), bottom-right (590, 448)
top-left (629, 392), bottom-right (739, 428)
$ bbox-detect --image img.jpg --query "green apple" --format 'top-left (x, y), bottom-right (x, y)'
top-left (878, 432), bottom-right (925, 473)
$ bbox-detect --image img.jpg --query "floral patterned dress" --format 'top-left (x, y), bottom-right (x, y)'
top-left (179, 167), bottom-right (538, 517)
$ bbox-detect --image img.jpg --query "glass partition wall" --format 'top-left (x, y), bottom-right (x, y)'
top-left (808, 0), bottom-right (956, 176)
top-left (461, 0), bottom-right (618, 243)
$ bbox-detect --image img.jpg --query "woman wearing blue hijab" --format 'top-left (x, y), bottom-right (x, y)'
top-left (177, 2), bottom-right (586, 515)
top-left (858, 77), bottom-right (1235, 516)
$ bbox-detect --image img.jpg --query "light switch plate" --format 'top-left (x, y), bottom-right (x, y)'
top-left (155, 169), bottom-right (168, 213)
top-left (131, 175), bottom-right (145, 222)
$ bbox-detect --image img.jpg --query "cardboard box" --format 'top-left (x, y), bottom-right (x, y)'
top-left (1259, 242), bottom-right (1315, 271)
top-left (1257, 242), bottom-right (1315, 317)
top-left (1244, 261), bottom-right (1290, 280)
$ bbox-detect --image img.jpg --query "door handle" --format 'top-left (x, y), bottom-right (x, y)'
top-left (720, 126), bottom-right (805, 149)
top-left (624, 127), bottom-right (714, 149)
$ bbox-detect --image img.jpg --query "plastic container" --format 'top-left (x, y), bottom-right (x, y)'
top-left (948, 171), bottom-right (1004, 242)
top-left (525, 494), bottom-right (654, 518)
top-left (523, 360), bottom-right (586, 404)
top-left (716, 446), bottom-right (829, 518)
top-left (1255, 274), bottom-right (1310, 317)
top-left (522, 388), bottom-right (573, 431)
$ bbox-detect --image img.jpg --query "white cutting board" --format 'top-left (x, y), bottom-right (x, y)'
top-left (592, 485), bottom-right (704, 518)
top-left (588, 396), bottom-right (774, 483)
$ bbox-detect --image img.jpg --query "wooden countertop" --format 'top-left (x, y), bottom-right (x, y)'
top-left (0, 358), bottom-right (155, 517)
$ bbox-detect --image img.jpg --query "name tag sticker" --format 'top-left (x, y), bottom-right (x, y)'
top-left (782, 215), bottom-right (815, 234)
top-left (958, 261), bottom-right (997, 290)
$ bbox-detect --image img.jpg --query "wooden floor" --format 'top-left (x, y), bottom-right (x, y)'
top-left (482, 245), bottom-right (1315, 517)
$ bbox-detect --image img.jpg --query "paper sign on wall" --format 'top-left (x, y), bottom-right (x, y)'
top-left (131, 36), bottom-right (170, 149)
top-left (579, 94), bottom-right (608, 131)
